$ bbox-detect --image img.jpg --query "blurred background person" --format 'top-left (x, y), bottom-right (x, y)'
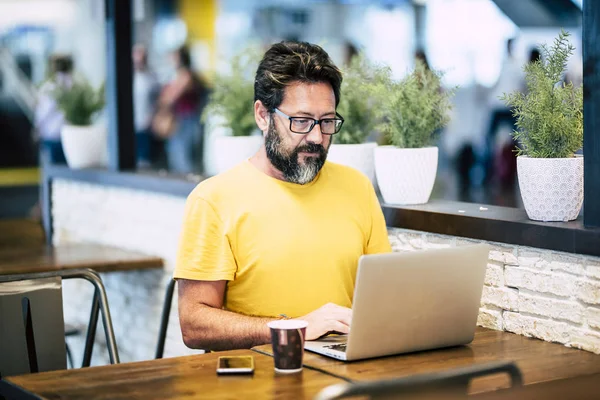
top-left (343, 40), bottom-right (359, 66)
top-left (483, 38), bottom-right (524, 184)
top-left (132, 44), bottom-right (159, 169)
top-left (155, 46), bottom-right (205, 174)
top-left (34, 54), bottom-right (73, 165)
top-left (492, 45), bottom-right (543, 191)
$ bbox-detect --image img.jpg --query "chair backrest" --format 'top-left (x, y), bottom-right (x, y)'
top-left (0, 277), bottom-right (67, 378)
top-left (155, 278), bottom-right (177, 359)
top-left (314, 361), bottom-right (523, 400)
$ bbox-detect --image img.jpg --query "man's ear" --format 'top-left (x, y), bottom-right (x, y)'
top-left (254, 100), bottom-right (270, 135)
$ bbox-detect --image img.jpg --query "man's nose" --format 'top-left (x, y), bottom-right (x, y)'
top-left (306, 123), bottom-right (324, 145)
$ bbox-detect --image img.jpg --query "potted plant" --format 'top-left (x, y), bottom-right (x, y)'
top-left (329, 54), bottom-right (391, 184)
top-left (203, 48), bottom-right (262, 175)
top-left (55, 79), bottom-right (106, 169)
top-left (374, 60), bottom-right (455, 205)
top-left (501, 29), bottom-right (583, 222)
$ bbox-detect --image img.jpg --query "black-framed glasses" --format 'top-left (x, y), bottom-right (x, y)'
top-left (274, 108), bottom-right (344, 135)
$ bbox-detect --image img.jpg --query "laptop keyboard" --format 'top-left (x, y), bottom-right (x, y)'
top-left (324, 343), bottom-right (347, 352)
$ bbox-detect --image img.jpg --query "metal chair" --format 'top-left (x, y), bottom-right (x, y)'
top-left (64, 324), bottom-right (82, 369)
top-left (314, 361), bottom-right (523, 400)
top-left (0, 268), bottom-right (119, 378)
top-left (155, 278), bottom-right (176, 359)
top-left (0, 277), bottom-right (66, 377)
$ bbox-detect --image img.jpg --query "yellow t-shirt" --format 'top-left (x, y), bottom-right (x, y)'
top-left (174, 160), bottom-right (391, 318)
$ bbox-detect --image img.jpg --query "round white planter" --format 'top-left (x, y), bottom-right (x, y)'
top-left (213, 135), bottom-right (263, 174)
top-left (61, 124), bottom-right (108, 169)
top-left (327, 143), bottom-right (377, 184)
top-left (374, 146), bottom-right (438, 205)
top-left (517, 156), bottom-right (583, 222)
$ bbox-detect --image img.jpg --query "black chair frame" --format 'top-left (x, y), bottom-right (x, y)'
top-left (314, 361), bottom-right (523, 400)
top-left (155, 278), bottom-right (176, 359)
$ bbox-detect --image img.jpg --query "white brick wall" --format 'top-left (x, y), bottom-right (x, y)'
top-left (388, 227), bottom-right (600, 355)
top-left (481, 286), bottom-right (519, 311)
top-left (588, 307), bottom-right (600, 330)
top-left (52, 180), bottom-right (600, 367)
top-left (503, 312), bottom-right (572, 343)
top-left (576, 279), bottom-right (600, 305)
top-left (587, 261), bottom-right (600, 280)
top-left (518, 293), bottom-right (584, 324)
top-left (484, 262), bottom-right (504, 287)
top-left (477, 308), bottom-right (503, 330)
top-left (505, 266), bottom-right (576, 297)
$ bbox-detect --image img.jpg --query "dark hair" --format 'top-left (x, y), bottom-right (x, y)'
top-left (415, 49), bottom-right (430, 71)
top-left (529, 47), bottom-right (541, 64)
top-left (49, 54), bottom-right (73, 76)
top-left (254, 41), bottom-right (342, 111)
top-left (50, 55), bottom-right (73, 74)
top-left (177, 46), bottom-right (192, 69)
top-left (345, 41), bottom-right (358, 65)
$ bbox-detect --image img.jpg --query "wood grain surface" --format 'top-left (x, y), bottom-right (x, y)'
top-left (5, 350), bottom-right (343, 400)
top-left (253, 327), bottom-right (600, 394)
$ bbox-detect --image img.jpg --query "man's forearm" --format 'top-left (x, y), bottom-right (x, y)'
top-left (180, 304), bottom-right (275, 351)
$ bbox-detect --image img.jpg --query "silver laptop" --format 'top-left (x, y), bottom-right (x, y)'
top-left (304, 244), bottom-right (490, 361)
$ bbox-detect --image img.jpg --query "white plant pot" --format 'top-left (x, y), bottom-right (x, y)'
top-left (213, 135), bottom-right (263, 174)
top-left (60, 124), bottom-right (108, 169)
top-left (517, 156), bottom-right (583, 222)
top-left (327, 143), bottom-right (377, 184)
top-left (374, 146), bottom-right (438, 205)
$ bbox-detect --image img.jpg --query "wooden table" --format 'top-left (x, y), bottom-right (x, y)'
top-left (3, 350), bottom-right (599, 400)
top-left (0, 243), bottom-right (164, 276)
top-left (254, 327), bottom-right (600, 394)
top-left (0, 219), bottom-right (163, 275)
top-left (1, 350), bottom-right (344, 400)
top-left (0, 218), bottom-right (45, 248)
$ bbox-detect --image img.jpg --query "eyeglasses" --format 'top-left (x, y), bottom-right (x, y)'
top-left (274, 108), bottom-right (344, 135)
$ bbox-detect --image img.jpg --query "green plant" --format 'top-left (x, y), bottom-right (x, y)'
top-left (379, 60), bottom-right (455, 148)
top-left (335, 54), bottom-right (392, 145)
top-left (203, 47), bottom-right (261, 137)
top-left (54, 80), bottom-right (105, 126)
top-left (501, 29), bottom-right (583, 158)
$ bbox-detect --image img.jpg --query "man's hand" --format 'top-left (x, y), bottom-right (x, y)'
top-left (296, 303), bottom-right (352, 340)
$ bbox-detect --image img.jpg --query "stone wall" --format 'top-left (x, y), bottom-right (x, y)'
top-left (388, 228), bottom-right (600, 354)
top-left (51, 179), bottom-right (600, 366)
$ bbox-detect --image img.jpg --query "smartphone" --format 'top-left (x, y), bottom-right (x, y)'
top-left (216, 355), bottom-right (255, 375)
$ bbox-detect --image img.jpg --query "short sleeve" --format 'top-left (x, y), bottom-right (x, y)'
top-left (173, 195), bottom-right (237, 281)
top-left (365, 184), bottom-right (392, 255)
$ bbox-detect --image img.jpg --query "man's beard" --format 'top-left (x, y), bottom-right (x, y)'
top-left (265, 118), bottom-right (328, 185)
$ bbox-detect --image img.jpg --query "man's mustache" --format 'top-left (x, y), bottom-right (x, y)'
top-left (296, 143), bottom-right (326, 154)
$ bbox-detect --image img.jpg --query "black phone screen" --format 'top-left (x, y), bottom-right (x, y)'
top-left (217, 356), bottom-right (254, 374)
top-left (218, 356), bottom-right (253, 369)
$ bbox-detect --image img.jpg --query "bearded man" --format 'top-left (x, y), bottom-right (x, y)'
top-left (175, 41), bottom-right (391, 351)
